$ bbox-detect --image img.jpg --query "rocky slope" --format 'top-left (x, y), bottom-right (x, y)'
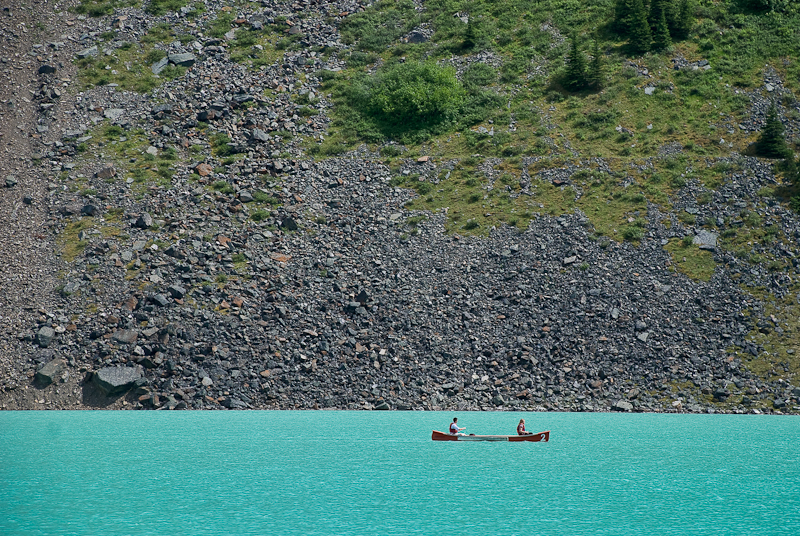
top-left (1, 0), bottom-right (799, 413)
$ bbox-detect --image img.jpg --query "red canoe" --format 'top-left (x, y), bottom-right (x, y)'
top-left (432, 430), bottom-right (550, 442)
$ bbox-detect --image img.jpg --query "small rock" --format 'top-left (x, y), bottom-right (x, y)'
top-left (103, 108), bottom-right (124, 121)
top-left (195, 163), bottom-right (214, 176)
top-left (134, 212), bottom-right (153, 229)
top-left (251, 128), bottom-right (269, 142)
top-left (151, 57), bottom-right (169, 74)
top-left (95, 165), bottom-right (116, 179)
top-left (168, 285), bottom-right (186, 299)
top-left (76, 46), bottom-right (98, 58)
top-left (281, 217), bottom-right (298, 231)
top-left (36, 326), bottom-right (55, 348)
top-left (150, 294), bottom-right (171, 307)
top-left (111, 329), bottom-right (138, 345)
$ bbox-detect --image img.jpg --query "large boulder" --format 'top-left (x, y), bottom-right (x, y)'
top-left (34, 359), bottom-right (66, 387)
top-left (612, 399), bottom-right (634, 412)
top-left (93, 366), bottom-right (143, 396)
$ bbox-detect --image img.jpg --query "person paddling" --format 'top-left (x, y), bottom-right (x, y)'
top-left (449, 417), bottom-right (465, 435)
top-left (517, 419), bottom-right (532, 436)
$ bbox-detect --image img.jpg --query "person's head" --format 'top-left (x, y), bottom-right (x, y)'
top-left (519, 419), bottom-right (525, 424)
top-left (453, 417), bottom-right (458, 423)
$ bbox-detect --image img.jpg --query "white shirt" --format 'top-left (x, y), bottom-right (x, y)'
top-left (449, 422), bottom-right (459, 434)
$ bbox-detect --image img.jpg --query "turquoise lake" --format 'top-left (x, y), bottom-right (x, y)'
top-left (1, 411), bottom-right (798, 535)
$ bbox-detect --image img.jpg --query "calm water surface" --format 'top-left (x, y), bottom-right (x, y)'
top-left (1, 411), bottom-right (798, 536)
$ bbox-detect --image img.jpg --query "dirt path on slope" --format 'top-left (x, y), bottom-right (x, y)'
top-left (0, 2), bottom-right (64, 400)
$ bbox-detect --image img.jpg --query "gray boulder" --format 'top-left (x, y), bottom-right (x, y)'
top-left (612, 399), bottom-right (634, 411)
top-left (251, 128), bottom-right (269, 142)
top-left (168, 285), bottom-right (186, 299)
top-left (693, 230), bottom-right (718, 250)
top-left (36, 326), bottom-right (56, 348)
top-left (95, 165), bottom-right (116, 179)
top-left (151, 57), bottom-right (168, 75)
top-left (134, 212), bottom-right (153, 229)
top-left (93, 366), bottom-right (143, 396)
top-left (76, 46), bottom-right (98, 58)
top-left (168, 53), bottom-right (196, 67)
top-left (35, 359), bottom-right (66, 387)
top-left (111, 329), bottom-right (138, 345)
top-left (150, 293), bottom-right (171, 307)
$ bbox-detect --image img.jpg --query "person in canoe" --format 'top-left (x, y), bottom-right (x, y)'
top-left (449, 417), bottom-right (466, 435)
top-left (517, 418), bottom-right (533, 435)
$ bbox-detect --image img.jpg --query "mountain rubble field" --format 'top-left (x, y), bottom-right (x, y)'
top-left (1, 0), bottom-right (800, 413)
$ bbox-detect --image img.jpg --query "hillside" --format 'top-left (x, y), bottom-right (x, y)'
top-left (1, 0), bottom-right (799, 413)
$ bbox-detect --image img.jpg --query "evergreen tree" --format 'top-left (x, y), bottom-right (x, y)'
top-left (782, 155), bottom-right (799, 186)
top-left (755, 101), bottom-right (790, 158)
top-left (588, 39), bottom-right (605, 90)
top-left (463, 14), bottom-right (476, 50)
top-left (672, 0), bottom-right (694, 40)
top-left (629, 0), bottom-right (652, 54)
top-left (652, 5), bottom-right (672, 51)
top-left (648, 0), bottom-right (665, 27)
top-left (614, 0), bottom-right (634, 33)
top-left (564, 34), bottom-right (588, 91)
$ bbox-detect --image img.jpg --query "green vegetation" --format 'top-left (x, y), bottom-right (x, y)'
top-left (209, 132), bottom-right (243, 158)
top-left (59, 217), bottom-right (125, 262)
top-left (356, 61), bottom-right (464, 130)
top-left (217, 15), bottom-right (286, 69)
top-left (75, 0), bottom-right (138, 17)
top-left (663, 238), bottom-right (716, 281)
top-left (75, 23), bottom-right (187, 92)
top-left (145, 0), bottom-right (189, 16)
top-left (755, 101), bottom-right (791, 158)
top-left (78, 124), bottom-right (180, 192)
top-left (314, 0), bottom-right (800, 389)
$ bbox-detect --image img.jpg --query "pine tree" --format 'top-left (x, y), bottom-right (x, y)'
top-left (564, 34), bottom-right (588, 91)
top-left (755, 101), bottom-right (790, 158)
top-left (652, 5), bottom-right (672, 51)
top-left (629, 0), bottom-right (652, 54)
top-left (588, 39), bottom-right (605, 90)
top-left (648, 0), bottom-right (665, 27)
top-left (672, 0), bottom-right (694, 40)
top-left (463, 14), bottom-right (476, 50)
top-left (614, 0), bottom-right (634, 34)
top-left (782, 156), bottom-right (799, 187)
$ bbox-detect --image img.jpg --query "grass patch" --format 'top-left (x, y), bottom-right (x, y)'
top-left (75, 0), bottom-right (137, 17)
top-left (663, 238), bottom-right (716, 282)
top-left (227, 22), bottom-right (285, 70)
top-left (58, 217), bottom-right (124, 262)
top-left (145, 0), bottom-right (189, 17)
top-left (80, 126), bottom-right (180, 191)
top-left (75, 23), bottom-right (187, 92)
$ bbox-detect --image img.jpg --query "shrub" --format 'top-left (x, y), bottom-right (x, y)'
top-left (357, 61), bottom-right (465, 129)
top-left (462, 63), bottom-right (496, 91)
